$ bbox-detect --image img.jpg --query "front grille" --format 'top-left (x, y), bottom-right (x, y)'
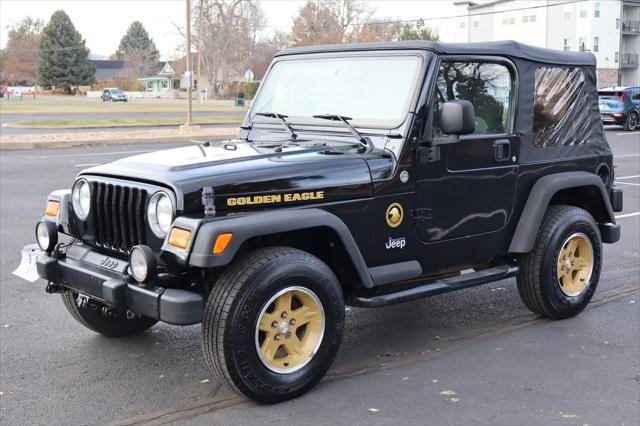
top-left (90, 182), bottom-right (147, 252)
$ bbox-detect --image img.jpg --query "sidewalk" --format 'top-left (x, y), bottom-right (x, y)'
top-left (0, 126), bottom-right (239, 150)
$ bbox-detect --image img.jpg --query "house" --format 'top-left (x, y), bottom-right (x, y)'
top-left (90, 59), bottom-right (165, 84)
top-left (91, 60), bottom-right (126, 81)
top-left (429, 0), bottom-right (640, 87)
top-left (138, 55), bottom-right (220, 97)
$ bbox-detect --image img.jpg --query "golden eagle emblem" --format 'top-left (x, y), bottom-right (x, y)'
top-left (385, 203), bottom-right (404, 228)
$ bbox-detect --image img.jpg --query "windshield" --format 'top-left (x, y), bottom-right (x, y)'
top-left (251, 55), bottom-right (423, 128)
top-left (111, 89), bottom-right (124, 94)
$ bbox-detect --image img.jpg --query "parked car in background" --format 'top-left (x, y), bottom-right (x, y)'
top-left (598, 86), bottom-right (640, 131)
top-left (101, 88), bottom-right (128, 102)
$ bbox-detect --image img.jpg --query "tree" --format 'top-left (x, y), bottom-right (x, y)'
top-left (290, 0), bottom-right (372, 47)
top-left (0, 17), bottom-right (43, 85)
top-left (38, 10), bottom-right (95, 91)
top-left (398, 19), bottom-right (440, 41)
top-left (290, 1), bottom-right (342, 46)
top-left (348, 19), bottom-right (402, 43)
top-left (115, 21), bottom-right (160, 78)
top-left (194, 0), bottom-right (265, 98)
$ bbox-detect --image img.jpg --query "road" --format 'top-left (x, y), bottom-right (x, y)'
top-left (0, 129), bottom-right (638, 425)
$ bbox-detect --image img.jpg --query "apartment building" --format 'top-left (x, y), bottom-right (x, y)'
top-left (432, 0), bottom-right (640, 87)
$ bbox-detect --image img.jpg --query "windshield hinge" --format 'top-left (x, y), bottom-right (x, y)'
top-left (418, 146), bottom-right (441, 164)
top-left (201, 187), bottom-right (216, 216)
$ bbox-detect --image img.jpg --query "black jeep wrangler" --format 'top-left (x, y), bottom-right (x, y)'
top-left (16, 41), bottom-right (623, 403)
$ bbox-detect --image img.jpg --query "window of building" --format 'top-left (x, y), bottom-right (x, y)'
top-left (530, 15), bottom-right (537, 22)
top-left (579, 10), bottom-right (587, 18)
top-left (460, 21), bottom-right (466, 29)
top-left (564, 11), bottom-right (571, 19)
top-left (534, 67), bottom-right (590, 147)
top-left (579, 37), bottom-right (587, 51)
top-left (593, 37), bottom-right (599, 52)
top-left (502, 17), bottom-right (508, 25)
top-left (615, 52), bottom-right (619, 63)
top-left (563, 38), bottom-right (571, 51)
top-left (472, 21), bottom-right (479, 28)
top-left (509, 17), bottom-right (515, 24)
top-left (616, 18), bottom-right (620, 29)
top-left (432, 62), bottom-right (514, 136)
top-left (595, 2), bottom-right (600, 17)
top-left (523, 15), bottom-right (529, 23)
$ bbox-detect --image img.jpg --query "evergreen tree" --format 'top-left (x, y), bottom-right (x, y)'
top-left (115, 21), bottom-right (159, 60)
top-left (38, 10), bottom-right (95, 90)
top-left (115, 21), bottom-right (160, 79)
top-left (398, 19), bottom-right (440, 42)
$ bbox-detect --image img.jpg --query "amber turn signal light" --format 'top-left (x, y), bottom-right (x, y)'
top-left (44, 200), bottom-right (60, 217)
top-left (168, 227), bottom-right (191, 249)
top-left (212, 233), bottom-right (233, 254)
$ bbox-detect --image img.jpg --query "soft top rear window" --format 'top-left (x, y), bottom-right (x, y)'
top-left (533, 67), bottom-right (591, 147)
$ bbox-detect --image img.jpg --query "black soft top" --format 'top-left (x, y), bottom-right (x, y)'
top-left (275, 40), bottom-right (596, 66)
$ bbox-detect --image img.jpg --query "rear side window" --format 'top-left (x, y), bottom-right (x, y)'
top-left (533, 67), bottom-right (591, 147)
top-left (432, 61), bottom-right (514, 136)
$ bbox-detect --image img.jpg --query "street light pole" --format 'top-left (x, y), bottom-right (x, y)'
top-left (184, 0), bottom-right (194, 127)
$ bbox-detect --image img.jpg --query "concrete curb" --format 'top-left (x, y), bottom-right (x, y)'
top-left (0, 133), bottom-right (235, 151)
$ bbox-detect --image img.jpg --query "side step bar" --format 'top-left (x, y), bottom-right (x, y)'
top-left (349, 264), bottom-right (519, 308)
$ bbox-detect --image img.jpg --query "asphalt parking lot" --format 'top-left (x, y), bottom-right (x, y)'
top-left (0, 128), bottom-right (638, 425)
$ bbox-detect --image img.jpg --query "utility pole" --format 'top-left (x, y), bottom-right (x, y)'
top-left (197, 0), bottom-right (204, 104)
top-left (182, 0), bottom-right (196, 128)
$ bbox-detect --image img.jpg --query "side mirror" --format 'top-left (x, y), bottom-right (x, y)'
top-left (440, 100), bottom-right (476, 135)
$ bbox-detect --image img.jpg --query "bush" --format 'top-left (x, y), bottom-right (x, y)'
top-left (241, 81), bottom-right (260, 100)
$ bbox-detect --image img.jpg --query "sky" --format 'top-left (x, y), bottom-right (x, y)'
top-left (0, 0), bottom-right (461, 60)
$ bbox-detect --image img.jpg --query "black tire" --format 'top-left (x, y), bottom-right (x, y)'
top-left (517, 205), bottom-right (602, 320)
top-left (202, 247), bottom-right (344, 403)
top-left (61, 291), bottom-right (157, 337)
top-left (623, 112), bottom-right (638, 131)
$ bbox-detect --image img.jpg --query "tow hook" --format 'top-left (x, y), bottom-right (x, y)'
top-left (45, 281), bottom-right (64, 294)
top-left (125, 309), bottom-right (137, 320)
top-left (101, 306), bottom-right (118, 319)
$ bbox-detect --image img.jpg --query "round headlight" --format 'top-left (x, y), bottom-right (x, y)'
top-left (72, 179), bottom-right (91, 220)
top-left (147, 191), bottom-right (174, 237)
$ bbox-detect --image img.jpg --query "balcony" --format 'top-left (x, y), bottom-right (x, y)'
top-left (621, 53), bottom-right (639, 68)
top-left (622, 20), bottom-right (640, 34)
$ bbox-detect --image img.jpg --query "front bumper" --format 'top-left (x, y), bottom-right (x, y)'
top-left (28, 243), bottom-right (203, 325)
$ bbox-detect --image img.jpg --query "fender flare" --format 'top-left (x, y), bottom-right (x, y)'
top-left (187, 208), bottom-right (375, 288)
top-left (508, 171), bottom-right (616, 253)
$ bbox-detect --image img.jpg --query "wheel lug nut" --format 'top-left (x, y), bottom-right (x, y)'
top-left (271, 321), bottom-right (278, 328)
top-left (286, 332), bottom-right (291, 339)
top-left (281, 312), bottom-right (288, 319)
top-left (274, 334), bottom-right (280, 341)
top-left (289, 319), bottom-right (296, 325)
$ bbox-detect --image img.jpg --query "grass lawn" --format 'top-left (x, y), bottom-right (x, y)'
top-left (0, 96), bottom-right (249, 114)
top-left (6, 115), bottom-right (243, 128)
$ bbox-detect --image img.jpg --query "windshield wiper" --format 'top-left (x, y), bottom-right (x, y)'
top-left (312, 114), bottom-right (374, 151)
top-left (255, 112), bottom-right (298, 140)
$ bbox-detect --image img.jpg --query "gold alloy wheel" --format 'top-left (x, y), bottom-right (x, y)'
top-left (556, 233), bottom-right (594, 297)
top-left (255, 286), bottom-right (325, 374)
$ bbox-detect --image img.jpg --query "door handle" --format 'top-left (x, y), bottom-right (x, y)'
top-left (493, 139), bottom-right (510, 162)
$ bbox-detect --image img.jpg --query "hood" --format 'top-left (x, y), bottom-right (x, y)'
top-left (81, 140), bottom-right (390, 212)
